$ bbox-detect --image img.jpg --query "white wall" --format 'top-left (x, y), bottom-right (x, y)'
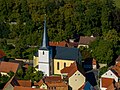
top-left (101, 70), bottom-right (118, 82)
top-left (69, 70), bottom-right (85, 90)
top-left (38, 49), bottom-right (50, 76)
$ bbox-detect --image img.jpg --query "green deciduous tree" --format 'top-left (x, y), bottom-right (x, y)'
top-left (90, 39), bottom-right (114, 65)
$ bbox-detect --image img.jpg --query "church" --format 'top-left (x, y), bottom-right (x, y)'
top-left (33, 16), bottom-right (81, 76)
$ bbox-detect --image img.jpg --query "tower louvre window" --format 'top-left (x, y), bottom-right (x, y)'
top-left (57, 62), bottom-right (59, 70)
top-left (43, 51), bottom-right (44, 55)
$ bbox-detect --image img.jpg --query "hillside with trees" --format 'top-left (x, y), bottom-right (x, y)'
top-left (0, 0), bottom-right (120, 65)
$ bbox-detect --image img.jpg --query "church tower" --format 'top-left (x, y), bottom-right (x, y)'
top-left (38, 15), bottom-right (52, 76)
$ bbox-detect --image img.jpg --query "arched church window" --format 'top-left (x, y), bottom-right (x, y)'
top-left (57, 62), bottom-right (59, 70)
top-left (64, 63), bottom-right (66, 68)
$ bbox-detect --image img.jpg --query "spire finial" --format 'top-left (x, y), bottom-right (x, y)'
top-left (41, 14), bottom-right (48, 49)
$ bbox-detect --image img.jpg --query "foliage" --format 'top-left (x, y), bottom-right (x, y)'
top-left (99, 66), bottom-right (108, 77)
top-left (16, 66), bottom-right (43, 82)
top-left (0, 0), bottom-right (120, 60)
top-left (8, 71), bottom-right (14, 77)
top-left (79, 47), bottom-right (92, 60)
top-left (16, 68), bottom-right (23, 79)
top-left (90, 39), bottom-right (114, 65)
top-left (0, 71), bottom-right (14, 89)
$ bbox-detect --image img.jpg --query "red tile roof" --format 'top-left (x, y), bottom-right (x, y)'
top-left (37, 76), bottom-right (68, 88)
top-left (79, 36), bottom-right (96, 45)
top-left (44, 76), bottom-right (62, 83)
top-left (61, 62), bottom-right (85, 78)
top-left (46, 82), bottom-right (67, 87)
top-left (17, 80), bottom-right (31, 87)
top-left (0, 61), bottom-right (19, 73)
top-left (14, 86), bottom-right (43, 90)
top-left (49, 41), bottom-right (67, 47)
top-left (101, 78), bottom-right (114, 88)
top-left (0, 50), bottom-right (6, 58)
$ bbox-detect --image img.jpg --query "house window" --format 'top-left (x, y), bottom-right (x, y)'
top-left (43, 51), bottom-right (44, 55)
top-left (75, 79), bottom-right (77, 81)
top-left (57, 62), bottom-right (59, 70)
top-left (64, 63), bottom-right (66, 68)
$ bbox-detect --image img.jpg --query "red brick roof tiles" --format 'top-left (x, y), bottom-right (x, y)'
top-left (37, 76), bottom-right (68, 88)
top-left (14, 86), bottom-right (43, 90)
top-left (101, 78), bottom-right (114, 88)
top-left (0, 61), bottom-right (19, 73)
top-left (46, 82), bottom-right (67, 87)
top-left (61, 62), bottom-right (85, 78)
top-left (0, 50), bottom-right (6, 58)
top-left (44, 76), bottom-right (62, 83)
top-left (17, 80), bottom-right (31, 87)
top-left (49, 41), bottom-right (67, 47)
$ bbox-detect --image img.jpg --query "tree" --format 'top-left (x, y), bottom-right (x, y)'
top-left (24, 66), bottom-right (43, 82)
top-left (99, 66), bottom-right (108, 77)
top-left (90, 39), bottom-right (114, 65)
top-left (103, 29), bottom-right (120, 45)
top-left (16, 68), bottom-right (23, 79)
top-left (101, 0), bottom-right (115, 34)
top-left (8, 71), bottom-right (14, 77)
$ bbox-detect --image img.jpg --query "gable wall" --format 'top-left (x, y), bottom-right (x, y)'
top-left (101, 70), bottom-right (118, 82)
top-left (69, 70), bottom-right (85, 90)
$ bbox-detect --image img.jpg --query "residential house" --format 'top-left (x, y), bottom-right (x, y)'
top-left (0, 61), bottom-right (19, 76)
top-left (3, 76), bottom-right (43, 90)
top-left (37, 76), bottom-right (68, 90)
top-left (61, 62), bottom-right (85, 90)
top-left (100, 78), bottom-right (115, 90)
top-left (78, 36), bottom-right (96, 48)
top-left (49, 41), bottom-right (68, 47)
top-left (100, 62), bottom-right (120, 90)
